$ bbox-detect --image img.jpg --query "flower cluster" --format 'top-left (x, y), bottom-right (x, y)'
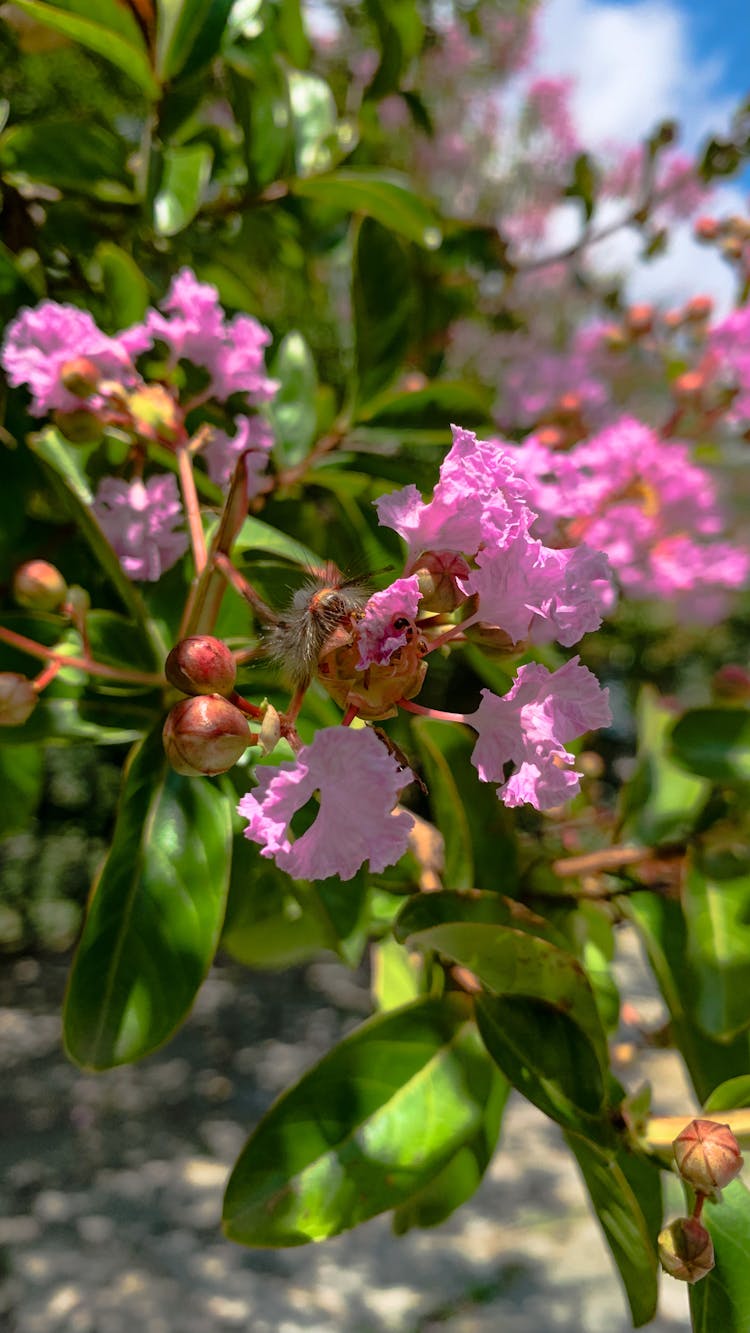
top-left (0, 270), bottom-right (278, 580)
top-left (238, 425), bottom-right (613, 880)
top-left (506, 416), bottom-right (749, 622)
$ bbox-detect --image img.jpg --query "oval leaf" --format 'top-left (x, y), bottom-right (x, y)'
top-left (690, 1179), bottom-right (750, 1333)
top-left (154, 143), bottom-right (214, 236)
top-left (269, 331), bottom-right (318, 466)
top-left (670, 708), bottom-right (750, 784)
top-left (683, 855), bottom-right (750, 1040)
top-left (223, 995), bottom-right (495, 1246)
top-left (292, 169), bottom-right (442, 249)
top-left (63, 727), bottom-right (232, 1068)
top-left (8, 0), bottom-right (158, 98)
top-left (704, 1076), bottom-right (750, 1113)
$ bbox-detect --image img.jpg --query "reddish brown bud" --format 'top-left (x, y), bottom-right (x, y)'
top-left (60, 357), bottom-right (101, 398)
top-left (626, 303), bottom-right (654, 336)
top-left (162, 695), bottom-right (250, 776)
top-left (0, 673), bottom-right (38, 726)
top-left (673, 1118), bottom-right (744, 1194)
top-left (535, 425), bottom-right (566, 449)
top-left (127, 385), bottom-right (182, 444)
top-left (53, 409), bottom-right (104, 444)
top-left (658, 1217), bottom-right (714, 1284)
top-left (662, 309), bottom-right (684, 331)
top-left (685, 295), bottom-right (714, 322)
top-left (165, 636), bottom-right (236, 698)
top-left (673, 371), bottom-right (705, 403)
top-left (694, 216), bottom-right (720, 242)
top-left (13, 560), bottom-right (67, 612)
top-left (712, 664), bottom-right (750, 700)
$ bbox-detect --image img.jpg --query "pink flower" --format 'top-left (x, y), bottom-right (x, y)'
top-left (1, 302), bottom-right (141, 415)
top-left (356, 576), bottom-right (422, 669)
top-left (202, 415), bottom-right (275, 495)
top-left (375, 424), bottom-right (532, 563)
top-left (237, 726), bottom-right (415, 881)
top-left (706, 305), bottom-right (750, 426)
top-left (92, 474), bottom-right (188, 581)
top-left (460, 537), bottom-right (614, 646)
top-left (468, 658), bottom-right (611, 810)
top-left (142, 268), bottom-right (279, 407)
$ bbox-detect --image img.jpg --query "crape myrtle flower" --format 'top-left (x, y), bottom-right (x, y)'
top-left (704, 304), bottom-right (750, 426)
top-left (237, 725), bottom-right (415, 882)
top-left (92, 474), bottom-right (189, 582)
top-left (355, 576), bottom-right (422, 670)
top-left (201, 414), bottom-right (275, 495)
top-left (468, 657), bottom-right (612, 810)
top-left (142, 268), bottom-right (279, 407)
top-left (0, 301), bottom-right (147, 415)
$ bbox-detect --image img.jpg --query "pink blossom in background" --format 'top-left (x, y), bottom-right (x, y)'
top-left (355, 576), bottom-right (422, 670)
top-left (375, 424), bottom-right (532, 563)
top-left (208, 314), bottom-right (278, 403)
top-left (0, 302), bottom-right (143, 415)
top-left (524, 77), bottom-right (579, 160)
top-left (237, 726), bottom-right (415, 881)
top-left (468, 658), bottom-right (611, 811)
top-left (92, 474), bottom-right (188, 582)
top-left (201, 415), bottom-right (275, 495)
top-left (705, 305), bottom-right (750, 425)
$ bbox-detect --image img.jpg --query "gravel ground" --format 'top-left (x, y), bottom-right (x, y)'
top-left (1, 928), bottom-right (697, 1333)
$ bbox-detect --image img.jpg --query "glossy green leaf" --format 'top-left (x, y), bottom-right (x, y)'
top-left (670, 709), bottom-right (750, 784)
top-left (8, 0), bottom-right (158, 98)
top-left (354, 217), bottom-right (414, 406)
top-left (357, 379), bottom-right (491, 426)
top-left (683, 855), bottom-right (750, 1040)
top-left (704, 1076), bottom-right (750, 1113)
top-left (270, 332), bottom-right (318, 466)
top-left (411, 719), bottom-right (474, 890)
top-left (0, 119), bottom-right (133, 201)
top-left (623, 894), bottom-right (750, 1103)
top-left (156, 0), bottom-right (234, 81)
top-left (565, 1132), bottom-right (660, 1327)
top-left (84, 610), bottom-right (161, 690)
top-left (228, 56), bottom-right (292, 191)
top-left (223, 995), bottom-right (494, 1246)
top-left (292, 170), bottom-right (442, 249)
top-left (0, 745), bottom-right (44, 837)
top-left (96, 243), bottom-right (150, 327)
top-left (392, 1064), bottom-right (509, 1233)
top-left (277, 0), bottom-right (310, 67)
top-left (287, 70), bottom-right (338, 177)
top-left (365, 0), bottom-right (424, 99)
top-left (620, 688), bottom-right (708, 845)
top-left (476, 993), bottom-right (610, 1140)
top-left (689, 1179), bottom-right (750, 1333)
top-left (0, 696), bottom-right (157, 746)
top-left (221, 834), bottom-right (328, 969)
top-left (154, 143), bottom-right (213, 236)
top-left (395, 889), bottom-right (567, 948)
top-left (400, 920), bottom-right (607, 1066)
top-left (371, 937), bottom-right (429, 1011)
top-left (231, 514), bottom-right (322, 570)
top-left (63, 727), bottom-right (232, 1068)
top-left (27, 429), bottom-right (160, 641)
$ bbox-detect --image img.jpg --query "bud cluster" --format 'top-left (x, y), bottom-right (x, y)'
top-left (658, 1118), bottom-right (745, 1286)
top-left (163, 636), bottom-right (250, 778)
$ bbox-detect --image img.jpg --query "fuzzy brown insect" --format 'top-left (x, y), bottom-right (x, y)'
top-left (266, 565), bottom-right (371, 689)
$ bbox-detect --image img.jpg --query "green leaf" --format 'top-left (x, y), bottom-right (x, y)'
top-left (670, 709), bottom-right (750, 784)
top-left (0, 119), bottom-right (134, 201)
top-left (8, 0), bottom-right (158, 98)
top-left (63, 727), bottom-right (232, 1068)
top-left (690, 1179), bottom-right (750, 1332)
top-left (620, 688), bottom-right (708, 844)
top-left (221, 833), bottom-right (328, 969)
top-left (232, 514), bottom-right (322, 569)
top-left (400, 920), bottom-right (607, 1066)
top-left (623, 894), bottom-right (750, 1103)
top-left (84, 610), bottom-right (161, 690)
top-left (565, 1132), bottom-right (660, 1327)
top-left (354, 217), bottom-right (414, 406)
top-left (704, 1076), bottom-right (750, 1113)
top-left (287, 70), bottom-right (338, 177)
top-left (153, 143), bottom-right (213, 236)
top-left (227, 55), bottom-right (292, 191)
top-left (0, 696), bottom-right (157, 746)
top-left (476, 993), bottom-right (610, 1141)
top-left (371, 936), bottom-right (430, 1011)
top-left (392, 1065), bottom-right (509, 1233)
top-left (269, 331), bottom-right (318, 467)
top-left (27, 429), bottom-right (159, 640)
top-left (411, 719), bottom-right (473, 890)
top-left (395, 889), bottom-right (567, 948)
top-left (95, 243), bottom-right (150, 328)
top-left (292, 169), bottom-right (442, 249)
top-left (156, 0), bottom-right (234, 82)
top-left (223, 995), bottom-right (494, 1245)
top-left (683, 854), bottom-right (750, 1040)
top-left (277, 0), bottom-right (310, 67)
top-left (0, 745), bottom-right (44, 837)
top-left (357, 379), bottom-right (491, 426)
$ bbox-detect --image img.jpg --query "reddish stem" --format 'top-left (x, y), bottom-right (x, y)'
top-left (176, 443), bottom-right (207, 576)
top-left (0, 625), bottom-right (165, 686)
top-left (397, 697), bottom-right (468, 724)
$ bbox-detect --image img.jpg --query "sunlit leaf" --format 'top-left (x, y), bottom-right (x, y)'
top-left (292, 169), bottom-right (442, 249)
top-left (690, 1179), bottom-right (750, 1332)
top-left (153, 143), bottom-right (213, 236)
top-left (8, 0), bottom-right (158, 97)
top-left (683, 853), bottom-right (750, 1040)
top-left (670, 708), bottom-right (750, 784)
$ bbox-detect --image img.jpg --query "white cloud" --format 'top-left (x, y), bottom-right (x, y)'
top-left (530, 0), bottom-right (745, 310)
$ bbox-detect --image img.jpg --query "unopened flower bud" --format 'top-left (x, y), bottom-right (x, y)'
top-left (127, 385), bottom-right (182, 444)
top-left (258, 701), bottom-right (281, 755)
top-left (658, 1217), bottom-right (714, 1284)
top-left (53, 409), bottom-right (104, 444)
top-left (13, 560), bottom-right (67, 612)
top-left (685, 295), bottom-right (713, 322)
top-left (413, 551), bottom-right (470, 613)
top-left (0, 673), bottom-right (37, 726)
top-left (694, 216), bottom-right (720, 242)
top-left (673, 371), bottom-right (705, 404)
top-left (65, 584), bottom-right (91, 619)
top-left (165, 636), bottom-right (236, 698)
top-left (60, 356), bottom-right (101, 398)
top-left (163, 695), bottom-right (250, 776)
top-left (626, 303), bottom-right (654, 336)
top-left (712, 664), bottom-right (750, 700)
top-left (673, 1118), bottom-right (744, 1195)
top-left (535, 425), bottom-right (566, 449)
